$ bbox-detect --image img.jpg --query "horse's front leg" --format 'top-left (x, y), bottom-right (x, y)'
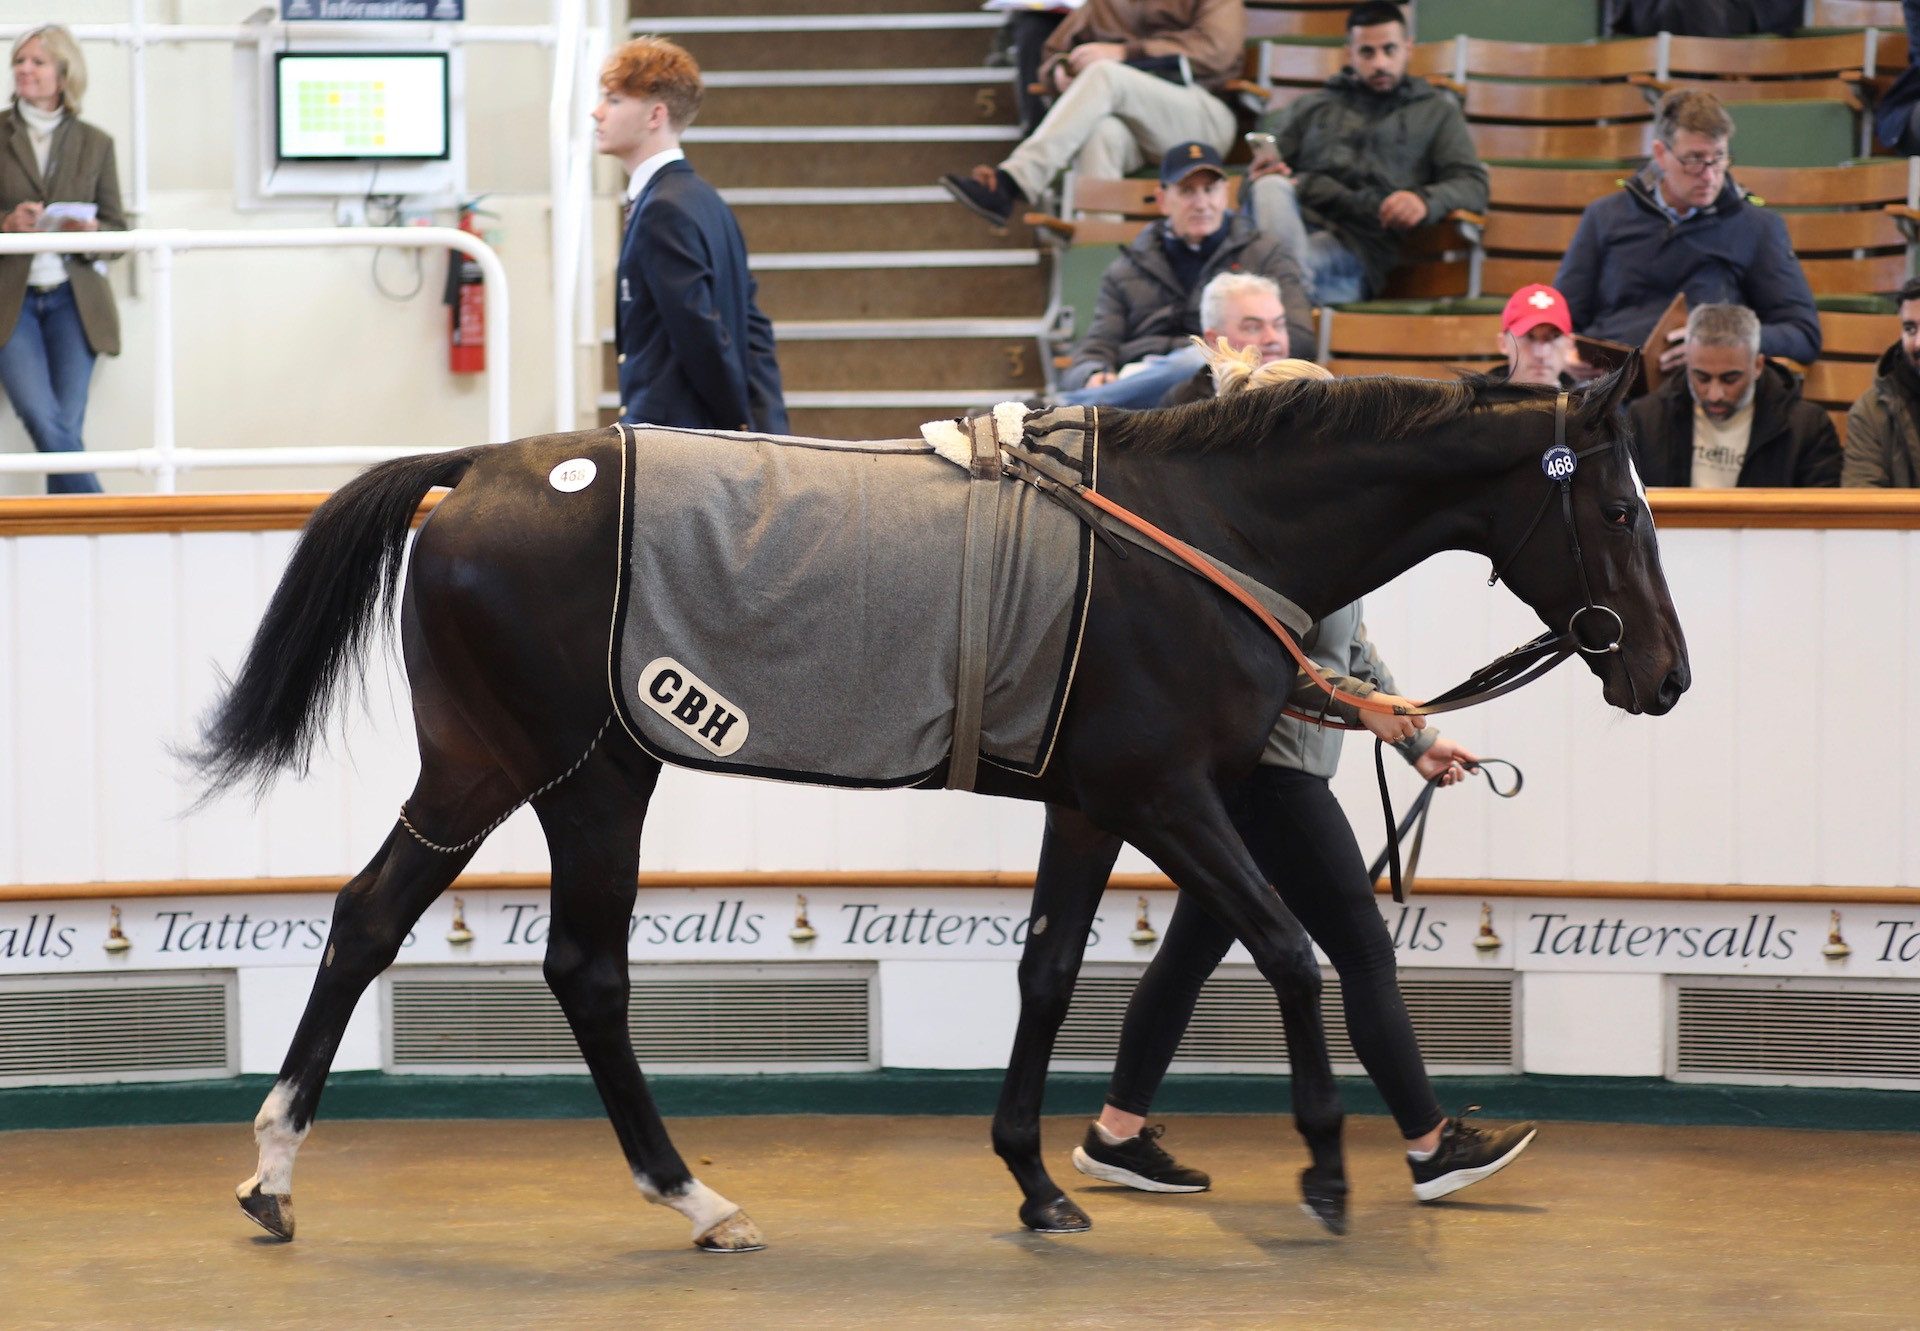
top-left (992, 803), bottom-right (1120, 1233)
top-left (1114, 781), bottom-right (1349, 1235)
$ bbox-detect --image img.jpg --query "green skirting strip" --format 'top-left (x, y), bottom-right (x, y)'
top-left (3, 1070), bottom-right (1916, 1134)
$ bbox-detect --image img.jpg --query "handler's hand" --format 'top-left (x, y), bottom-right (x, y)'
top-left (1657, 327), bottom-right (1688, 372)
top-left (1378, 189), bottom-right (1429, 230)
top-left (2, 201), bottom-right (44, 233)
top-left (1360, 694), bottom-right (1425, 744)
top-left (1415, 737), bottom-right (1480, 786)
top-left (1084, 370), bottom-right (1117, 388)
top-left (1068, 42), bottom-right (1127, 73)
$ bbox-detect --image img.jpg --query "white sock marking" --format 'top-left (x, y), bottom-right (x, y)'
top-left (240, 1082), bottom-right (306, 1197)
top-left (636, 1175), bottom-right (740, 1237)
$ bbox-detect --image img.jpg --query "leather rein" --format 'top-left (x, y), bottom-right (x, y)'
top-left (1001, 391), bottom-right (1628, 902)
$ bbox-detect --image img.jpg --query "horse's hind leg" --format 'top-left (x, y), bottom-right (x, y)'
top-left (235, 778), bottom-right (497, 1240)
top-left (1114, 782), bottom-right (1349, 1235)
top-left (992, 804), bottom-right (1118, 1233)
top-left (531, 742), bottom-right (765, 1253)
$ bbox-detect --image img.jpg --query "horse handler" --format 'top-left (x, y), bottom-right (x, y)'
top-left (1072, 352), bottom-right (1538, 1205)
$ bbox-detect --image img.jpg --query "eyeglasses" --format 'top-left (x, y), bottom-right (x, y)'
top-left (1665, 148), bottom-right (1729, 175)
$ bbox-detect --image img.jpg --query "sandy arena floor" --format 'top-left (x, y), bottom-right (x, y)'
top-left (2, 1112), bottom-right (1916, 1329)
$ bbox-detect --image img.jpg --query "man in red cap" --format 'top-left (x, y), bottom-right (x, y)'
top-left (1498, 283), bottom-right (1576, 388)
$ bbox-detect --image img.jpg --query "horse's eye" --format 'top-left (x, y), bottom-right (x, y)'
top-left (1603, 503), bottom-right (1633, 529)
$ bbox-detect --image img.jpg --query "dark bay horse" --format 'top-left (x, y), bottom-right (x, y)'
top-left (191, 366), bottom-right (1686, 1252)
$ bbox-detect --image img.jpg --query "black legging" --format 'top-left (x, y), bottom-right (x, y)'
top-left (1105, 765), bottom-right (1446, 1140)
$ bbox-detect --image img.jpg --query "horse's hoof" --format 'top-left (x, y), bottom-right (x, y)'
top-left (1021, 1193), bottom-right (1092, 1233)
top-left (1300, 1170), bottom-right (1348, 1237)
top-left (237, 1181), bottom-right (295, 1241)
top-left (694, 1208), bottom-right (766, 1253)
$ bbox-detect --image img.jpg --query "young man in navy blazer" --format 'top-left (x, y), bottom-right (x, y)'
top-left (594, 37), bottom-right (787, 434)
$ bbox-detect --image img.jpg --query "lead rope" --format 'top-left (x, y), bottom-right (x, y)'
top-left (398, 714), bottom-right (614, 855)
top-left (1368, 753), bottom-right (1523, 903)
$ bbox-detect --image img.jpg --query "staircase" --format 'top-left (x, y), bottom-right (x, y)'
top-left (610, 2), bottom-right (1051, 438)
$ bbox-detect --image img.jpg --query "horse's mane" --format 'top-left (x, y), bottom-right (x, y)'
top-left (1101, 370), bottom-right (1584, 457)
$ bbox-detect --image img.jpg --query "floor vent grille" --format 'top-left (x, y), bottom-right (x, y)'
top-left (0, 973), bottom-right (234, 1086)
top-left (1054, 965), bottom-right (1516, 1075)
top-left (1672, 977), bottom-right (1920, 1089)
top-left (387, 965), bottom-right (876, 1074)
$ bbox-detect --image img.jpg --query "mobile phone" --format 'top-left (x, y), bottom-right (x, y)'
top-left (1244, 131), bottom-right (1278, 165)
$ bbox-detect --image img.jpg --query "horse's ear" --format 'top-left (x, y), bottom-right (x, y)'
top-left (1576, 361), bottom-right (1637, 427)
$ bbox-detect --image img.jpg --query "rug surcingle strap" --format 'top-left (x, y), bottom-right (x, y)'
top-left (947, 413), bottom-right (1005, 791)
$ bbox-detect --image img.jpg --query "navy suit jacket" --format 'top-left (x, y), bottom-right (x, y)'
top-left (617, 159), bottom-right (787, 433)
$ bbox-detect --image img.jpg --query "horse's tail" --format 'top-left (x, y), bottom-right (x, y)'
top-left (183, 446), bottom-right (488, 803)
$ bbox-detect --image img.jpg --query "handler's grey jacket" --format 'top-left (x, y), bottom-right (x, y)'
top-left (1272, 598), bottom-right (1436, 780)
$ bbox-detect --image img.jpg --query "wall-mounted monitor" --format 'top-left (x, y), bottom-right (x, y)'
top-left (275, 52), bottom-right (450, 162)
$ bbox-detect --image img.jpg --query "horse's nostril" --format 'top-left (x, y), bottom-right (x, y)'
top-left (1657, 668), bottom-right (1689, 708)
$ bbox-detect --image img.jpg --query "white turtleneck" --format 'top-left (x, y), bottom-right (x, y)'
top-left (16, 100), bottom-right (69, 289)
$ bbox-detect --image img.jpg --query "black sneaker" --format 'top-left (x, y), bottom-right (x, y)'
top-left (939, 168), bottom-right (1023, 228)
top-left (1408, 1106), bottom-right (1537, 1202)
top-left (1070, 1124), bottom-right (1211, 1193)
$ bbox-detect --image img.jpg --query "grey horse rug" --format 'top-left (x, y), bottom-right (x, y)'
top-left (608, 408), bottom-right (1097, 787)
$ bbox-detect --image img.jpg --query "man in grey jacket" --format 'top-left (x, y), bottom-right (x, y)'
top-left (1245, 1), bottom-right (1487, 305)
top-left (1059, 141), bottom-right (1312, 408)
top-left (1844, 278), bottom-right (1920, 488)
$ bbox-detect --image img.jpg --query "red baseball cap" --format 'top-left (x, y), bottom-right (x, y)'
top-left (1502, 283), bottom-right (1573, 337)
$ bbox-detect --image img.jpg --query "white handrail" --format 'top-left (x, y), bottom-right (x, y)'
top-left (0, 227), bottom-right (508, 491)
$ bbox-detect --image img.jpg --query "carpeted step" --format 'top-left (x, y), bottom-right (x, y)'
top-left (754, 256), bottom-right (1047, 320)
top-left (729, 192), bottom-right (1034, 252)
top-left (655, 16), bottom-right (1004, 73)
top-left (701, 72), bottom-right (1020, 128)
top-left (600, 322), bottom-right (1047, 394)
top-left (684, 131), bottom-right (1019, 188)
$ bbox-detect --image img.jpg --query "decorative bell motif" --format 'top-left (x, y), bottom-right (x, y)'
top-left (1822, 909), bottom-right (1851, 960)
top-left (789, 894), bottom-right (817, 944)
top-left (1129, 896), bottom-right (1158, 945)
top-left (445, 897), bottom-right (475, 946)
top-left (1473, 902), bottom-right (1502, 953)
top-left (103, 904), bottom-right (131, 955)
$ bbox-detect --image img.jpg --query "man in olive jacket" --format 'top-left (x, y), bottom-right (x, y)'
top-left (1245, 1), bottom-right (1487, 305)
top-left (1843, 278), bottom-right (1920, 487)
top-left (1057, 142), bottom-right (1313, 408)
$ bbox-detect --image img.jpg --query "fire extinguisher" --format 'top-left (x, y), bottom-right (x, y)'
top-left (445, 201), bottom-right (491, 375)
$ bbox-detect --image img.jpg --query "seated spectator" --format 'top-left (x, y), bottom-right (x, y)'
top-left (1605, 0), bottom-right (1798, 36)
top-left (1627, 304), bottom-right (1839, 488)
top-left (1556, 89), bottom-right (1821, 372)
top-left (1493, 283), bottom-right (1577, 388)
top-left (1873, 0), bottom-right (1920, 155)
top-left (1842, 277), bottom-right (1920, 488)
top-left (1055, 142), bottom-right (1311, 409)
top-left (941, 0), bottom-right (1245, 228)
top-left (1158, 270), bottom-right (1292, 405)
top-left (1244, 1), bottom-right (1488, 306)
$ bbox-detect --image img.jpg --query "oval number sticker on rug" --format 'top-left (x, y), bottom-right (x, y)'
top-left (550, 458), bottom-right (597, 492)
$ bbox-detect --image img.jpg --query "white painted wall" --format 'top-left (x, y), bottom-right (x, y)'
top-left (1520, 972), bottom-right (1664, 1077)
top-left (3, 525), bottom-right (1915, 890)
top-left (0, 1), bottom-right (613, 496)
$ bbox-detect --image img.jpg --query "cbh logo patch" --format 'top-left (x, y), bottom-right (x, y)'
top-left (638, 658), bottom-right (750, 757)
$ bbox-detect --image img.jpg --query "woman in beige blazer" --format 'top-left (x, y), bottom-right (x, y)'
top-left (0, 25), bottom-right (123, 494)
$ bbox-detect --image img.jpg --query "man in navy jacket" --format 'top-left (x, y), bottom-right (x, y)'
top-left (1555, 89), bottom-right (1820, 372)
top-left (595, 37), bottom-right (786, 434)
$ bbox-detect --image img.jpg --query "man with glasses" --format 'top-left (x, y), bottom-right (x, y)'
top-left (1555, 89), bottom-right (1820, 374)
